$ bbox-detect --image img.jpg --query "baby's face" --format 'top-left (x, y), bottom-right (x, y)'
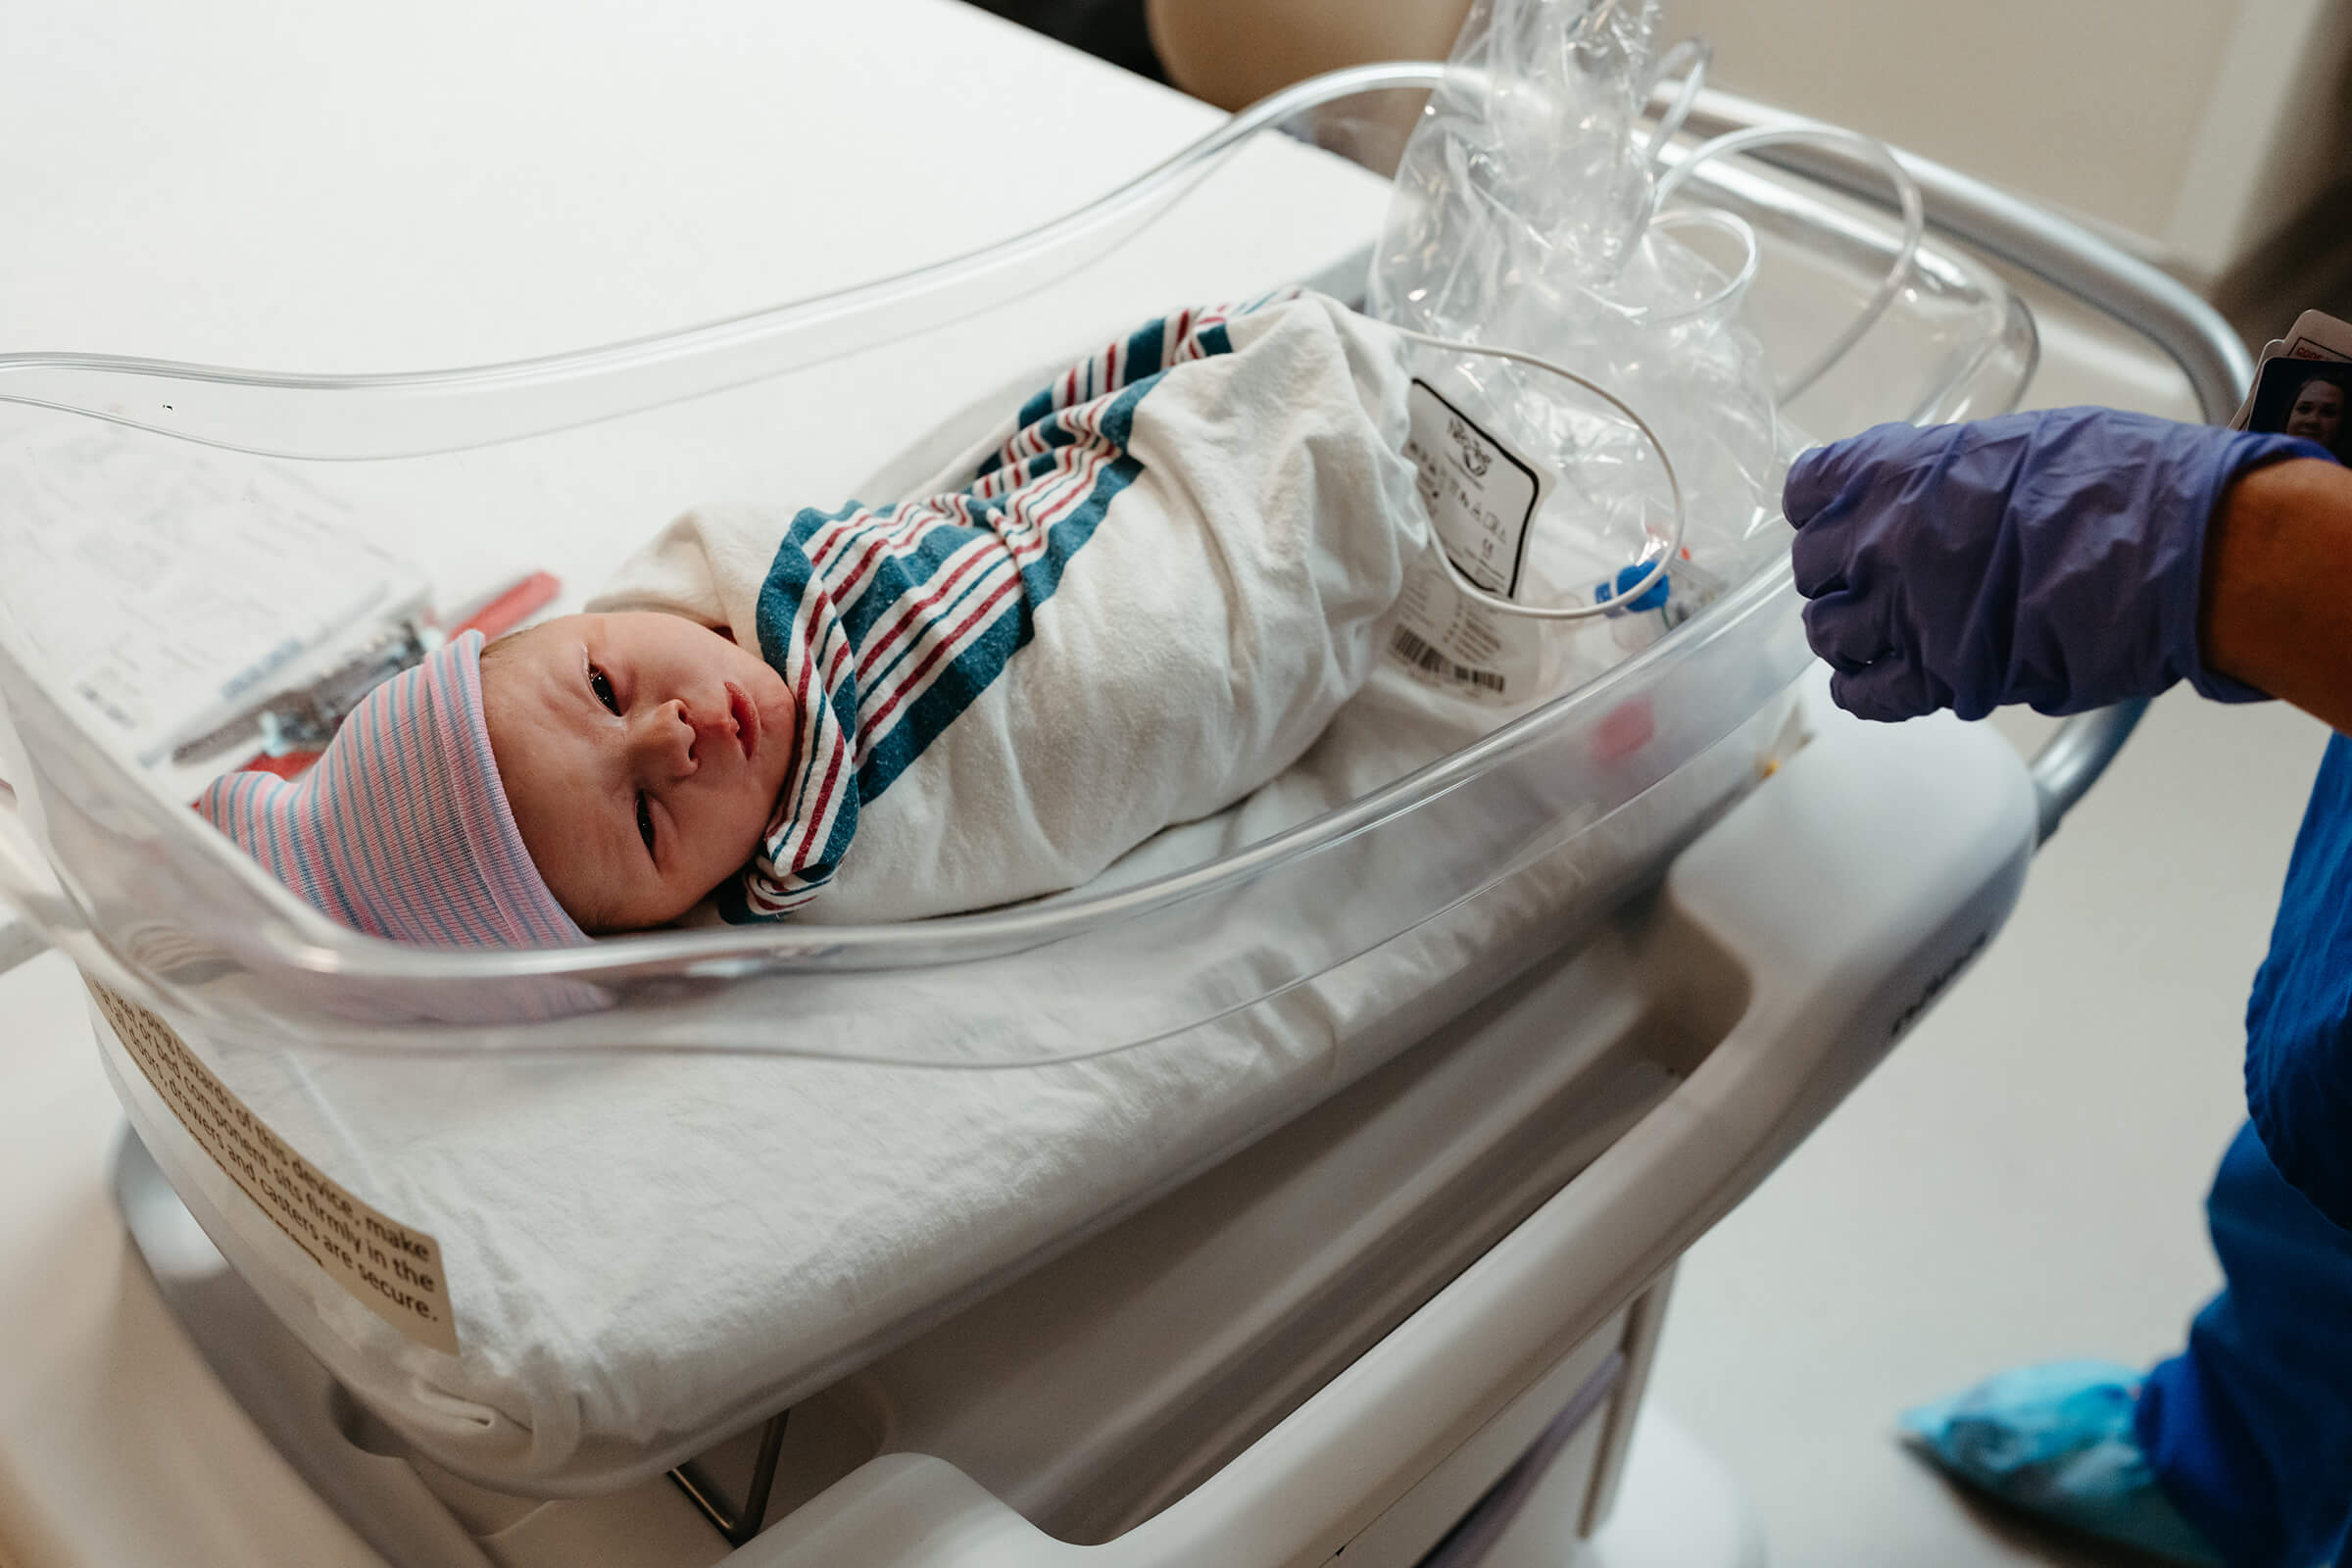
top-left (481, 612), bottom-right (797, 932)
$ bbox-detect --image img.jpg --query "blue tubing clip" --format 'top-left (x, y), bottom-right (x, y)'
top-left (1594, 562), bottom-right (1671, 614)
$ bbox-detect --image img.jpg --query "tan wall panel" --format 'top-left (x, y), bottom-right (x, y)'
top-left (1148, 0), bottom-right (1474, 112)
top-left (1146, 0), bottom-right (2352, 281)
top-left (1657, 0), bottom-right (2243, 240)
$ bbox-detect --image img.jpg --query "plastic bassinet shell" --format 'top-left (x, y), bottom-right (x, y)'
top-left (0, 65), bottom-right (2035, 1066)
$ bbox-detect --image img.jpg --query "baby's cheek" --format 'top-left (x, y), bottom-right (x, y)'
top-left (734, 779), bottom-right (777, 858)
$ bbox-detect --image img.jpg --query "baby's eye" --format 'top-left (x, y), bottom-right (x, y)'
top-left (588, 662), bottom-right (619, 714)
top-left (635, 793), bottom-right (656, 858)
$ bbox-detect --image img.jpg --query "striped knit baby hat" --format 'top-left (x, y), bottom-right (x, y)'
top-left (195, 630), bottom-right (589, 949)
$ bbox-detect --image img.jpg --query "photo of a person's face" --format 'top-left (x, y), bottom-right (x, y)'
top-left (2284, 376), bottom-right (2346, 450)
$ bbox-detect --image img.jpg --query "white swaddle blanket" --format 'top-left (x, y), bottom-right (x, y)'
top-left (588, 290), bottom-right (1431, 922)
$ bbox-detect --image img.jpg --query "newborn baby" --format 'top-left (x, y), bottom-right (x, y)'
top-left (197, 291), bottom-right (1433, 945)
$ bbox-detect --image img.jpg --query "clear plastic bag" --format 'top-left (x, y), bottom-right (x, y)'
top-left (1368, 0), bottom-right (1789, 701)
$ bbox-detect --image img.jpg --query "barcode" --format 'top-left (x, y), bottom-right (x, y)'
top-left (1391, 626), bottom-right (1506, 693)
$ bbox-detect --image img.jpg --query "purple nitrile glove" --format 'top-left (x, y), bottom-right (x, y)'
top-left (1783, 408), bottom-right (2333, 722)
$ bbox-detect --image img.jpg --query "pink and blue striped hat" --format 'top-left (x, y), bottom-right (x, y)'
top-left (195, 631), bottom-right (589, 949)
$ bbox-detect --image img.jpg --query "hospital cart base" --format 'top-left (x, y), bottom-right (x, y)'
top-left (1566, 1411), bottom-right (1768, 1568)
top-left (112, 1122), bottom-right (1766, 1568)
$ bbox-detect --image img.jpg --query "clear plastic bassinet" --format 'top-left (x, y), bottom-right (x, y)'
top-left (0, 64), bottom-right (2036, 1067)
top-left (0, 60), bottom-right (2205, 1496)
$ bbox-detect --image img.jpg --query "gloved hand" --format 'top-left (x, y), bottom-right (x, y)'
top-left (1784, 408), bottom-right (2332, 721)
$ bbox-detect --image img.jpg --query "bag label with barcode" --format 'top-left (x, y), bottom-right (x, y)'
top-left (1389, 378), bottom-right (1544, 704)
top-left (1402, 378), bottom-right (1542, 595)
top-left (1390, 624), bottom-right (1506, 692)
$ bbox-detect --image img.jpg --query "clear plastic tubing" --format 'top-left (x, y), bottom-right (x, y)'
top-left (1652, 123), bottom-right (1925, 403)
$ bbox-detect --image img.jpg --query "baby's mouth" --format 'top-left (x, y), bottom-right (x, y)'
top-left (727, 684), bottom-right (760, 762)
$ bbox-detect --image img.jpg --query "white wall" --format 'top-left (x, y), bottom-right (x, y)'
top-left (1657, 0), bottom-right (2352, 284)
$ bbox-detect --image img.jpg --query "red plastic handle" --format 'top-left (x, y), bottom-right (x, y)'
top-left (453, 570), bottom-right (564, 641)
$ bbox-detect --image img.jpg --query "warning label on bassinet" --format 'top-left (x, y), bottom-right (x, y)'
top-left (86, 982), bottom-right (462, 1356)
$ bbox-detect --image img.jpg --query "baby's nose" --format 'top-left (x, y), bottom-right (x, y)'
top-left (633, 702), bottom-right (702, 777)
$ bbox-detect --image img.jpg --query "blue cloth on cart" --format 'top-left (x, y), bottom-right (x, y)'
top-left (2138, 1122), bottom-right (2352, 1568)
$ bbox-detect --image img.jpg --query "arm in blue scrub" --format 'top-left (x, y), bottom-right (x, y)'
top-left (2207, 457), bottom-right (2352, 1232)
